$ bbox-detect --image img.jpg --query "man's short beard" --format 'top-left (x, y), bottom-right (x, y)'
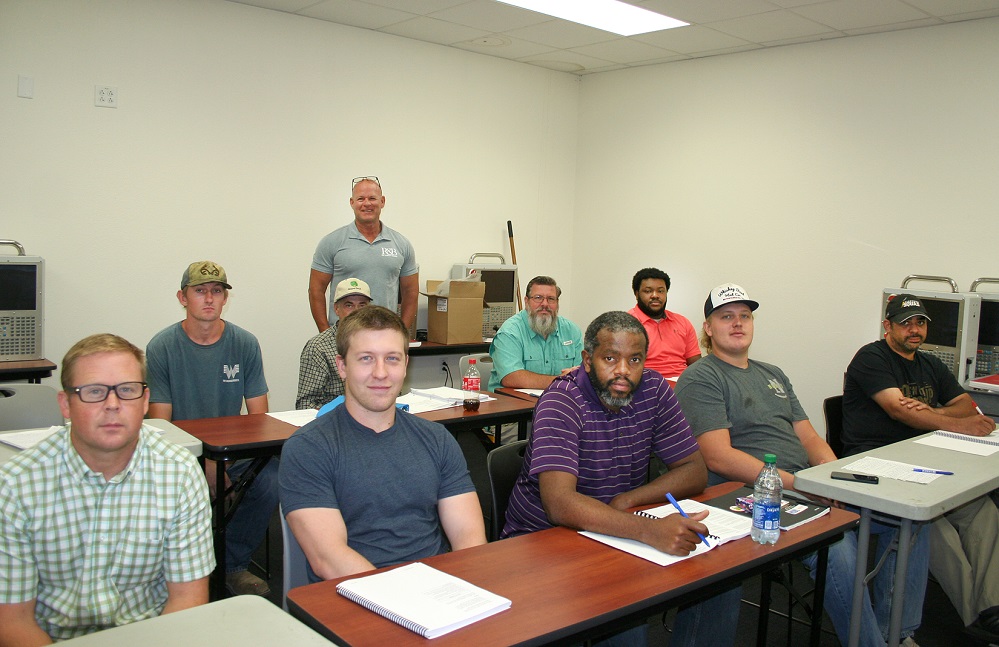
top-left (636, 299), bottom-right (664, 319)
top-left (586, 367), bottom-right (636, 410)
top-left (528, 310), bottom-right (557, 338)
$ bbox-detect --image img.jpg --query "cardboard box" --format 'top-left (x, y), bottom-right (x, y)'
top-left (422, 280), bottom-right (486, 344)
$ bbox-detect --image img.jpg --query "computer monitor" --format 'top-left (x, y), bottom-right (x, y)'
top-left (0, 256), bottom-right (44, 361)
top-left (451, 263), bottom-right (518, 338)
top-left (974, 295), bottom-right (999, 378)
top-left (880, 288), bottom-right (980, 384)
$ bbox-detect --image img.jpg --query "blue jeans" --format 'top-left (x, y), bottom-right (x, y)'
top-left (670, 587), bottom-right (742, 647)
top-left (801, 519), bottom-right (929, 647)
top-left (224, 458), bottom-right (281, 573)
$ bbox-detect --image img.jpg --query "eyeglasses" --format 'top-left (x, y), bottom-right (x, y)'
top-left (527, 295), bottom-right (559, 305)
top-left (352, 176), bottom-right (380, 188)
top-left (70, 382), bottom-right (147, 403)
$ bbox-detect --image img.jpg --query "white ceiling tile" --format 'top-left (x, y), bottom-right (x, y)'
top-left (428, 0), bottom-right (549, 32)
top-left (639, 0), bottom-right (783, 24)
top-left (504, 19), bottom-right (619, 49)
top-left (227, 0), bottom-right (321, 11)
top-left (633, 25), bottom-right (751, 54)
top-left (519, 49), bottom-right (616, 73)
top-left (792, 0), bottom-right (929, 31)
top-left (451, 34), bottom-right (555, 59)
top-left (844, 17), bottom-right (942, 35)
top-left (362, 0), bottom-right (469, 14)
top-left (709, 9), bottom-right (839, 42)
top-left (904, 0), bottom-right (999, 17)
top-left (570, 38), bottom-right (679, 64)
top-left (300, 0), bottom-right (415, 29)
top-left (378, 15), bottom-right (489, 44)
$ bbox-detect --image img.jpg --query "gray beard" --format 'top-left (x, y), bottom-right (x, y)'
top-left (528, 310), bottom-right (557, 338)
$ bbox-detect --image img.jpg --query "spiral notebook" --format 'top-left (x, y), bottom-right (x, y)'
top-left (932, 429), bottom-right (999, 447)
top-left (579, 498), bottom-right (752, 566)
top-left (336, 562), bottom-right (511, 639)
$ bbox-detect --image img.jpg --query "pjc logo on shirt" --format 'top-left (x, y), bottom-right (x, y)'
top-left (767, 378), bottom-right (787, 399)
top-left (381, 247), bottom-right (400, 258)
top-left (223, 364), bottom-right (241, 383)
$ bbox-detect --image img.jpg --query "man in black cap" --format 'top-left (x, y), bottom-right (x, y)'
top-left (843, 293), bottom-right (999, 643)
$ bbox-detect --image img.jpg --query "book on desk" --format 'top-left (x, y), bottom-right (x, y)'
top-left (336, 562), bottom-right (511, 639)
top-left (702, 485), bottom-right (830, 531)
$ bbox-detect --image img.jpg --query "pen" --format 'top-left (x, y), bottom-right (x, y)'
top-left (666, 492), bottom-right (711, 548)
top-left (913, 468), bottom-right (954, 475)
top-left (976, 404), bottom-right (985, 415)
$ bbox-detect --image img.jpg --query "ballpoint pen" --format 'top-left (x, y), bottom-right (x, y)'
top-left (913, 468), bottom-right (954, 475)
top-left (666, 492), bottom-right (711, 548)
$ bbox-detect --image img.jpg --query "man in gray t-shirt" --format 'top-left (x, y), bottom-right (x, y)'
top-left (308, 177), bottom-right (419, 332)
top-left (675, 283), bottom-right (915, 647)
top-left (147, 260), bottom-right (278, 598)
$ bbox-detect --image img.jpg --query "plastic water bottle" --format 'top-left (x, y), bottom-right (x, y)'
top-left (462, 359), bottom-right (480, 412)
top-left (751, 453), bottom-right (781, 545)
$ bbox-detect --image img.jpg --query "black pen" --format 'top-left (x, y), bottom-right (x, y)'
top-left (666, 492), bottom-right (711, 548)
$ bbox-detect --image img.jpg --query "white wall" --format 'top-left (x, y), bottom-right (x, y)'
top-left (0, 0), bottom-right (580, 409)
top-left (573, 17), bottom-right (999, 434)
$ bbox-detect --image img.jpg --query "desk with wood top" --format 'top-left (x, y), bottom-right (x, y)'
top-left (174, 393), bottom-right (537, 599)
top-left (0, 358), bottom-right (56, 383)
top-left (287, 482), bottom-right (859, 647)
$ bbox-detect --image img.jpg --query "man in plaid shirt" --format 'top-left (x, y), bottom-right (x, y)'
top-left (0, 334), bottom-right (214, 644)
top-left (296, 277), bottom-right (372, 410)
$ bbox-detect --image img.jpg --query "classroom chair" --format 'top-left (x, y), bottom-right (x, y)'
top-left (485, 440), bottom-right (527, 542)
top-left (0, 383), bottom-right (63, 431)
top-left (280, 505), bottom-right (310, 611)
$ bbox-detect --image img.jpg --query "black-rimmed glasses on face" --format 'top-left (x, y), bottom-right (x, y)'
top-left (70, 382), bottom-right (148, 403)
top-left (352, 176), bottom-right (380, 188)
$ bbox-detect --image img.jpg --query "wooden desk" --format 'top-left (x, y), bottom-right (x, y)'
top-left (794, 432), bottom-right (999, 647)
top-left (57, 596), bottom-right (336, 646)
top-left (0, 358), bottom-right (56, 383)
top-left (287, 483), bottom-right (858, 647)
top-left (175, 394), bottom-right (536, 598)
top-left (495, 386), bottom-right (540, 402)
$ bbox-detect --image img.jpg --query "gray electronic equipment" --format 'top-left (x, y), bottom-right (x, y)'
top-left (450, 253), bottom-right (518, 338)
top-left (881, 276), bottom-right (980, 384)
top-left (970, 278), bottom-right (999, 378)
top-left (0, 240), bottom-right (44, 361)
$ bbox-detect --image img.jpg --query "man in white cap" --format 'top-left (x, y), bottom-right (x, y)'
top-left (675, 283), bottom-right (898, 647)
top-left (296, 278), bottom-right (372, 410)
top-left (844, 293), bottom-right (999, 643)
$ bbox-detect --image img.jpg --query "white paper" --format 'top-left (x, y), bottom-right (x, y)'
top-left (0, 426), bottom-right (61, 450)
top-left (913, 434), bottom-right (999, 456)
top-left (841, 456), bottom-right (941, 483)
top-left (514, 389), bottom-right (544, 397)
top-left (266, 409), bottom-right (319, 427)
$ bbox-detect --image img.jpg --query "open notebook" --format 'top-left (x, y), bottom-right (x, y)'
top-left (579, 498), bottom-right (752, 566)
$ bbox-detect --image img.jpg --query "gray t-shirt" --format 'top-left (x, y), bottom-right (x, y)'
top-left (674, 354), bottom-right (809, 485)
top-left (311, 221), bottom-right (418, 322)
top-left (279, 405), bottom-right (475, 582)
top-left (146, 321), bottom-right (268, 420)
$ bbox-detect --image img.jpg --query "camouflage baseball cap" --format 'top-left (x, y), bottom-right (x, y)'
top-left (181, 261), bottom-right (232, 290)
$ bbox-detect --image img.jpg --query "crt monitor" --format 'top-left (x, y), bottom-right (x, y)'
top-left (975, 295), bottom-right (999, 378)
top-left (451, 263), bottom-right (518, 338)
top-left (0, 256), bottom-right (44, 361)
top-left (880, 288), bottom-right (980, 384)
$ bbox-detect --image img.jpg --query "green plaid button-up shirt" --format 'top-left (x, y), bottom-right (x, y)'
top-left (0, 424), bottom-right (215, 641)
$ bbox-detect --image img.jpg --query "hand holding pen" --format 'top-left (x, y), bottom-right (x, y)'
top-left (666, 493), bottom-right (712, 549)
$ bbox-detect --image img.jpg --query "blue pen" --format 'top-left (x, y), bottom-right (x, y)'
top-left (913, 468), bottom-right (954, 475)
top-left (666, 492), bottom-right (711, 548)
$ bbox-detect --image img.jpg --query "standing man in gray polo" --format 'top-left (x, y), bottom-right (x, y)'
top-left (309, 176), bottom-right (419, 333)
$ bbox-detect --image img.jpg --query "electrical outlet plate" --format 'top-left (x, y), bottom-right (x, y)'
top-left (95, 85), bottom-right (117, 108)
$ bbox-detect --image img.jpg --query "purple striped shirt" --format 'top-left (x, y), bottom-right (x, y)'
top-left (501, 366), bottom-right (698, 537)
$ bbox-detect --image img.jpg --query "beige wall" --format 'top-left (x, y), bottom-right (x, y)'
top-left (0, 0), bottom-right (580, 409)
top-left (4, 1), bottom-right (998, 427)
top-left (574, 17), bottom-right (999, 429)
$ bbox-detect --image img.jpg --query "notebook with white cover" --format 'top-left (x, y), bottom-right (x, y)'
top-left (336, 562), bottom-right (511, 639)
top-left (579, 498), bottom-right (752, 566)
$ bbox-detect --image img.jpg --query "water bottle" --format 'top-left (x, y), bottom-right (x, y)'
top-left (751, 453), bottom-right (781, 545)
top-left (462, 359), bottom-right (480, 412)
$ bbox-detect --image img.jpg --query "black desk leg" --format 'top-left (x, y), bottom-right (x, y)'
top-left (810, 546), bottom-right (828, 647)
top-left (757, 569), bottom-right (773, 647)
top-left (212, 459), bottom-right (228, 600)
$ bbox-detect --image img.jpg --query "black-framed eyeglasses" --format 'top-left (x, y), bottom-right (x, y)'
top-left (527, 295), bottom-right (559, 305)
top-left (70, 382), bottom-right (148, 403)
top-left (352, 176), bottom-right (380, 188)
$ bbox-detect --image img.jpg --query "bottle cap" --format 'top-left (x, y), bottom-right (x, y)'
top-left (469, 359), bottom-right (476, 364)
top-left (764, 453), bottom-right (776, 463)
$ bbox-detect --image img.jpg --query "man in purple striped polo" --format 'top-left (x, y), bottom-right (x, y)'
top-left (502, 311), bottom-right (726, 647)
